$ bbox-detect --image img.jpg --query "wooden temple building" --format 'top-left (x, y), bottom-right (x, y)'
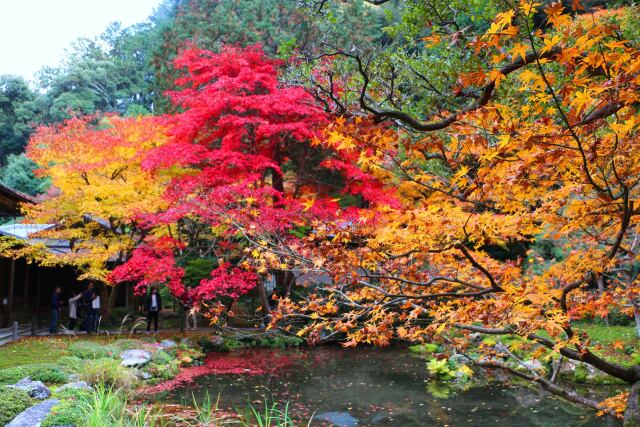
top-left (0, 184), bottom-right (83, 327)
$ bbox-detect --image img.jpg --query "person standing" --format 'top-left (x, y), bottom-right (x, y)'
top-left (50, 287), bottom-right (62, 334)
top-left (184, 286), bottom-right (198, 331)
top-left (91, 292), bottom-right (101, 334)
top-left (68, 292), bottom-right (82, 330)
top-left (81, 283), bottom-right (97, 334)
top-left (146, 286), bottom-right (162, 334)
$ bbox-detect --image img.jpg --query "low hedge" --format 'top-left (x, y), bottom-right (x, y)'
top-left (0, 363), bottom-right (68, 385)
top-left (0, 385), bottom-right (33, 425)
top-left (68, 342), bottom-right (118, 359)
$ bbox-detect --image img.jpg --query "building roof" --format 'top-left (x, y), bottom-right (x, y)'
top-left (0, 183), bottom-right (36, 216)
top-left (0, 223), bottom-right (55, 239)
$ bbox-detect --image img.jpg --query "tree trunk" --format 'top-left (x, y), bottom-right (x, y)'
top-left (597, 276), bottom-right (610, 326)
top-left (634, 303), bottom-right (640, 339)
top-left (105, 285), bottom-right (119, 319)
top-left (257, 281), bottom-right (271, 324)
top-left (625, 382), bottom-right (640, 427)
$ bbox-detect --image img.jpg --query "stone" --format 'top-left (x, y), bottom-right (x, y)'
top-left (6, 398), bottom-right (59, 427)
top-left (159, 339), bottom-right (177, 349)
top-left (67, 374), bottom-right (81, 382)
top-left (56, 381), bottom-right (94, 392)
top-left (493, 342), bottom-right (510, 355)
top-left (209, 335), bottom-right (224, 346)
top-left (315, 411), bottom-right (359, 427)
top-left (8, 377), bottom-right (51, 400)
top-left (449, 353), bottom-right (472, 367)
top-left (133, 369), bottom-right (152, 380)
top-left (179, 337), bottom-right (194, 347)
top-left (120, 349), bottom-right (152, 367)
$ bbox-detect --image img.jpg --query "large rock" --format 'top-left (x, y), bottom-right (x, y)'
top-left (56, 381), bottom-right (94, 392)
top-left (8, 377), bottom-right (51, 400)
top-left (120, 349), bottom-right (152, 367)
top-left (6, 398), bottom-right (59, 427)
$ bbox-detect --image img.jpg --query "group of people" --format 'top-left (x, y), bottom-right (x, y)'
top-left (50, 282), bottom-right (101, 334)
top-left (49, 284), bottom-right (198, 334)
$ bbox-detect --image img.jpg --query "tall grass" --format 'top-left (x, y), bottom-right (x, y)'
top-left (78, 385), bottom-right (163, 427)
top-left (244, 400), bottom-right (313, 427)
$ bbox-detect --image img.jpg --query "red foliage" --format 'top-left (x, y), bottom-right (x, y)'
top-left (109, 237), bottom-right (186, 298)
top-left (141, 350), bottom-right (295, 394)
top-left (110, 44), bottom-right (394, 304)
top-left (196, 264), bottom-right (259, 300)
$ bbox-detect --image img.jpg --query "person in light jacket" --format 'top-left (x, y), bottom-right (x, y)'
top-left (68, 292), bottom-right (82, 330)
top-left (145, 287), bottom-right (162, 333)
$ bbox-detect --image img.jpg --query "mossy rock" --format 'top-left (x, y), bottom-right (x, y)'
top-left (68, 341), bottom-right (118, 359)
top-left (409, 343), bottom-right (440, 354)
top-left (0, 385), bottom-right (34, 426)
top-left (0, 364), bottom-right (68, 385)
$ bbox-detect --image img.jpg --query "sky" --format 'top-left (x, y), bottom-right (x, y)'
top-left (0, 0), bottom-right (161, 82)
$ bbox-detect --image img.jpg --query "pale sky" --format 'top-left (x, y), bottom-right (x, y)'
top-left (0, 0), bottom-right (161, 82)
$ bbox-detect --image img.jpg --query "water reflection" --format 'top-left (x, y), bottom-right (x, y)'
top-left (164, 346), bottom-right (614, 426)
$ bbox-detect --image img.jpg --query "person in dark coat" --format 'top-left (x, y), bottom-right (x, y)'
top-left (80, 282), bottom-right (97, 334)
top-left (50, 287), bottom-right (62, 334)
top-left (145, 286), bottom-right (162, 333)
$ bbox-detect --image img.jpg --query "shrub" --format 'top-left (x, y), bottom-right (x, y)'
top-left (112, 339), bottom-right (146, 351)
top-left (80, 358), bottom-right (138, 389)
top-left (151, 349), bottom-right (175, 366)
top-left (68, 341), bottom-right (118, 359)
top-left (147, 360), bottom-right (180, 380)
top-left (409, 343), bottom-right (440, 354)
top-left (574, 364), bottom-right (588, 383)
top-left (0, 386), bottom-right (33, 425)
top-left (43, 389), bottom-right (92, 427)
top-left (0, 364), bottom-right (68, 385)
top-left (56, 356), bottom-right (83, 372)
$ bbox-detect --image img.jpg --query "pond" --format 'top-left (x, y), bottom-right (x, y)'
top-left (161, 346), bottom-right (617, 426)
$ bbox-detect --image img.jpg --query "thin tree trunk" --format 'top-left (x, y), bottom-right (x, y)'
top-left (634, 303), bottom-right (640, 339)
top-left (625, 382), bottom-right (640, 427)
top-left (257, 281), bottom-right (271, 324)
top-left (106, 285), bottom-right (119, 319)
top-left (597, 276), bottom-right (610, 326)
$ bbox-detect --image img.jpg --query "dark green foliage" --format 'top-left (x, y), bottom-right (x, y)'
top-left (183, 257), bottom-right (218, 287)
top-left (0, 75), bottom-right (42, 163)
top-left (0, 385), bottom-right (33, 426)
top-left (0, 154), bottom-right (50, 195)
top-left (68, 341), bottom-right (118, 359)
top-left (0, 363), bottom-right (68, 385)
top-left (150, 0), bottom-right (387, 111)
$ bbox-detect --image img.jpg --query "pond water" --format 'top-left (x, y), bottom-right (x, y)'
top-left (162, 346), bottom-right (618, 426)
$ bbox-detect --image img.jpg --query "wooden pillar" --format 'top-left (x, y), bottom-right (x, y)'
top-left (23, 264), bottom-right (29, 308)
top-left (7, 259), bottom-right (15, 320)
top-left (36, 268), bottom-right (42, 327)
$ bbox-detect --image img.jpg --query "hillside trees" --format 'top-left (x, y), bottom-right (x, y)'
top-left (150, 0), bottom-right (390, 111)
